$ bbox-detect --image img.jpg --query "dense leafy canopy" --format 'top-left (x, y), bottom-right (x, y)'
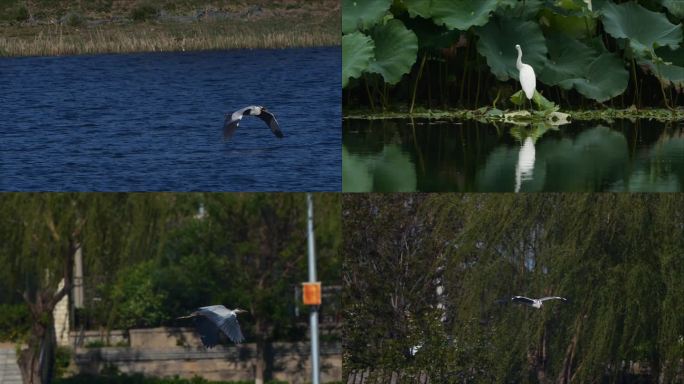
top-left (367, 19), bottom-right (419, 85)
top-left (343, 194), bottom-right (684, 383)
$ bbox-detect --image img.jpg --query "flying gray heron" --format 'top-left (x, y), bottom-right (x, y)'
top-left (511, 295), bottom-right (567, 309)
top-left (223, 105), bottom-right (284, 139)
top-left (178, 305), bottom-right (247, 347)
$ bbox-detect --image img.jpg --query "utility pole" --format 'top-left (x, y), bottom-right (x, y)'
top-left (306, 193), bottom-right (320, 384)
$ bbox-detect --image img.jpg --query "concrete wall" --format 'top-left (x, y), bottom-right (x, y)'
top-left (70, 328), bottom-right (341, 383)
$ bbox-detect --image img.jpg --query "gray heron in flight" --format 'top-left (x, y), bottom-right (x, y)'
top-left (511, 295), bottom-right (567, 309)
top-left (178, 305), bottom-right (247, 347)
top-left (223, 105), bottom-right (284, 139)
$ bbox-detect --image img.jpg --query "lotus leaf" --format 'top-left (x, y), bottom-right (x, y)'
top-left (640, 46), bottom-right (684, 91)
top-left (403, 0), bottom-right (498, 31)
top-left (558, 53), bottom-right (628, 102)
top-left (661, 0), bottom-right (684, 19)
top-left (601, 1), bottom-right (683, 57)
top-left (495, 0), bottom-right (545, 20)
top-left (368, 19), bottom-right (419, 85)
top-left (342, 32), bottom-right (375, 88)
top-left (476, 17), bottom-right (547, 81)
top-left (540, 33), bottom-right (597, 85)
top-left (342, 0), bottom-right (392, 34)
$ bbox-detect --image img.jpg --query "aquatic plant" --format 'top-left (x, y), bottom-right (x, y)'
top-left (343, 0), bottom-right (684, 110)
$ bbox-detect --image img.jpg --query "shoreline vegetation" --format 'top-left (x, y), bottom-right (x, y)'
top-left (344, 107), bottom-right (684, 123)
top-left (0, 0), bottom-right (340, 57)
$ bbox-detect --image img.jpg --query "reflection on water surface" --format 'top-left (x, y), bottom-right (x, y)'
top-left (343, 118), bottom-right (684, 192)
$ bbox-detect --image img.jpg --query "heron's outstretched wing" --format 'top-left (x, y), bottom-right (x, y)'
top-left (511, 296), bottom-right (535, 305)
top-left (219, 314), bottom-right (245, 344)
top-left (223, 116), bottom-right (241, 139)
top-left (193, 316), bottom-right (221, 348)
top-left (539, 296), bottom-right (567, 302)
top-left (257, 110), bottom-right (284, 138)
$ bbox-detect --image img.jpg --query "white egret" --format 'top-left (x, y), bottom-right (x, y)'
top-left (515, 44), bottom-right (536, 108)
top-left (511, 295), bottom-right (567, 309)
top-left (223, 105), bottom-right (284, 139)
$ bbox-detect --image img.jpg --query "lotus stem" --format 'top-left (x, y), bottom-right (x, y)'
top-left (410, 52), bottom-right (427, 114)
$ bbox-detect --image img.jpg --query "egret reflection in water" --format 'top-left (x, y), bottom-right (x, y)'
top-left (342, 118), bottom-right (684, 192)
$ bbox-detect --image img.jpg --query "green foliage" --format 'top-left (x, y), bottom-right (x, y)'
top-left (63, 11), bottom-right (85, 27)
top-left (109, 260), bottom-right (168, 329)
top-left (343, 0), bottom-right (684, 109)
top-left (343, 194), bottom-right (684, 382)
top-left (601, 1), bottom-right (682, 57)
top-left (367, 19), bottom-right (418, 85)
top-left (55, 373), bottom-right (252, 384)
top-left (403, 0), bottom-right (498, 31)
top-left (341, 0), bottom-right (391, 34)
top-left (0, 303), bottom-right (29, 341)
top-left (558, 52), bottom-right (629, 102)
top-left (476, 17), bottom-right (547, 81)
top-left (342, 32), bottom-right (374, 87)
top-left (130, 2), bottom-right (159, 22)
top-left (54, 346), bottom-right (72, 378)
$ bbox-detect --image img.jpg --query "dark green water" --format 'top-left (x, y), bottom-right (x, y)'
top-left (343, 118), bottom-right (684, 192)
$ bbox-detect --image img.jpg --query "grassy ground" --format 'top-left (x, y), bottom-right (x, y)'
top-left (0, 1), bottom-right (339, 56)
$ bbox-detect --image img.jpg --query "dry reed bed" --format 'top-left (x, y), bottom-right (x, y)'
top-left (0, 19), bottom-right (339, 56)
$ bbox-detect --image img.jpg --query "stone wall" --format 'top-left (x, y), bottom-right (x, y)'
top-left (70, 328), bottom-right (341, 383)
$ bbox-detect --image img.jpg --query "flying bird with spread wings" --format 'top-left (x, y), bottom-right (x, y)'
top-left (223, 105), bottom-right (284, 139)
top-left (178, 305), bottom-right (247, 347)
top-left (511, 295), bottom-right (567, 309)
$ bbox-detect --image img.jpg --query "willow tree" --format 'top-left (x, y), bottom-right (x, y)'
top-left (159, 193), bottom-right (341, 384)
top-left (0, 193), bottom-right (173, 384)
top-left (343, 193), bottom-right (684, 383)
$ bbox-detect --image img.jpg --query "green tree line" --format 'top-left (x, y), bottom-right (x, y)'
top-left (343, 193), bottom-right (684, 383)
top-left (0, 193), bottom-right (341, 384)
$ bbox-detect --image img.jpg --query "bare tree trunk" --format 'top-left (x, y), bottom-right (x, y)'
top-left (18, 306), bottom-right (57, 384)
top-left (557, 312), bottom-right (585, 384)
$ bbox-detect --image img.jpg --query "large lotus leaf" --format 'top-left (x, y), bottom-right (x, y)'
top-left (403, 16), bottom-right (462, 50)
top-left (661, 0), bottom-right (684, 19)
top-left (342, 0), bottom-right (392, 34)
top-left (476, 17), bottom-right (547, 81)
top-left (539, 8), bottom-right (597, 39)
top-left (342, 32), bottom-right (375, 88)
top-left (403, 0), bottom-right (498, 31)
top-left (558, 53), bottom-right (628, 102)
top-left (601, 2), bottom-right (683, 57)
top-left (495, 0), bottom-right (545, 20)
top-left (540, 33), bottom-right (597, 85)
top-left (367, 19), bottom-right (418, 85)
top-left (640, 46), bottom-right (684, 91)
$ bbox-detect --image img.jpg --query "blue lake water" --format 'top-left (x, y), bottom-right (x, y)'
top-left (1, 47), bottom-right (340, 191)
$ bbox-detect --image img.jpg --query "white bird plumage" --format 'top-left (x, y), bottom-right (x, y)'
top-left (223, 105), bottom-right (284, 139)
top-left (511, 295), bottom-right (567, 309)
top-left (515, 44), bottom-right (536, 100)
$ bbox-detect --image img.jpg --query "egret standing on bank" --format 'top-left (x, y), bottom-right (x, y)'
top-left (515, 44), bottom-right (536, 108)
top-left (178, 305), bottom-right (247, 347)
top-left (223, 105), bottom-right (284, 139)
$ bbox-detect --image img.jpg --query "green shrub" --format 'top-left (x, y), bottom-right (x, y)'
top-left (0, 303), bottom-right (30, 342)
top-left (11, 4), bottom-right (29, 21)
top-left (130, 2), bottom-right (159, 22)
top-left (63, 11), bottom-right (85, 27)
top-left (55, 346), bottom-right (73, 378)
top-left (54, 372), bottom-right (252, 384)
top-left (109, 260), bottom-right (168, 329)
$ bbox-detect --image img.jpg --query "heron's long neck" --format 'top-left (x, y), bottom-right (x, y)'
top-left (516, 48), bottom-right (523, 70)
